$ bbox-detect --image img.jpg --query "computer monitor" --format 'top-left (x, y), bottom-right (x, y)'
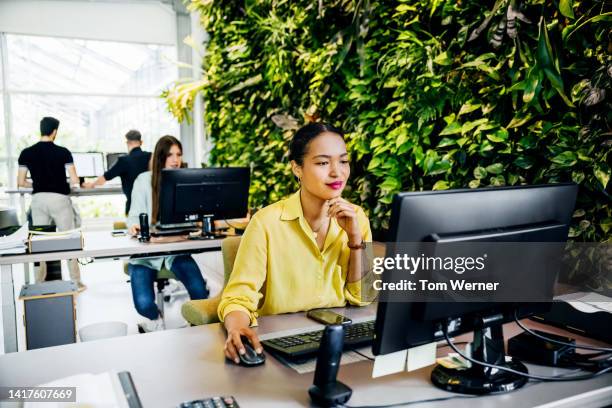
top-left (106, 152), bottom-right (126, 170)
top-left (71, 152), bottom-right (105, 177)
top-left (373, 183), bottom-right (578, 394)
top-left (159, 167), bottom-right (250, 239)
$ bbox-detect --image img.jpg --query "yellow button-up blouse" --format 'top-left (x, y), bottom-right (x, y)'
top-left (218, 191), bottom-right (372, 325)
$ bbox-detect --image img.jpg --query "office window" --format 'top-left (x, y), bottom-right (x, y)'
top-left (0, 33), bottom-right (179, 217)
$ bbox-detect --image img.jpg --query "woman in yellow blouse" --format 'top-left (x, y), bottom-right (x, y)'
top-left (220, 123), bottom-right (371, 364)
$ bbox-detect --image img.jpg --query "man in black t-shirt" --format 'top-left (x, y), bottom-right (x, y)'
top-left (82, 130), bottom-right (151, 215)
top-left (17, 117), bottom-right (84, 289)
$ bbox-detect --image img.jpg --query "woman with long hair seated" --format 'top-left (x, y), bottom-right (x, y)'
top-left (128, 135), bottom-right (209, 332)
top-left (219, 123), bottom-right (372, 364)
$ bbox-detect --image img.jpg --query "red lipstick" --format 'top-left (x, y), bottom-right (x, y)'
top-left (326, 181), bottom-right (343, 190)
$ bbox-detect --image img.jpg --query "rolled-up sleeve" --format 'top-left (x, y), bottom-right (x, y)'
top-left (344, 207), bottom-right (374, 305)
top-left (218, 215), bottom-right (268, 326)
top-left (127, 173), bottom-right (149, 228)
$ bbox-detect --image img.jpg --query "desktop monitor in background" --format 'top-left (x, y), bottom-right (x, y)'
top-left (159, 167), bottom-right (250, 239)
top-left (106, 152), bottom-right (126, 170)
top-left (373, 183), bottom-right (578, 395)
top-left (71, 152), bottom-right (105, 178)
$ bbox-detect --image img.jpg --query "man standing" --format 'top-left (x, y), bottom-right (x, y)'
top-left (83, 130), bottom-right (151, 215)
top-left (17, 116), bottom-right (84, 290)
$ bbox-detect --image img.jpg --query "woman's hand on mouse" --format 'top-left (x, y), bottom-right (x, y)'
top-left (224, 327), bottom-right (262, 364)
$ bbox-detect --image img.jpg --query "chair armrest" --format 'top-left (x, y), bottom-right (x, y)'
top-left (181, 295), bottom-right (222, 326)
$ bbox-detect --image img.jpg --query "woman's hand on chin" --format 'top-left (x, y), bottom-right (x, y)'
top-left (328, 197), bottom-right (361, 244)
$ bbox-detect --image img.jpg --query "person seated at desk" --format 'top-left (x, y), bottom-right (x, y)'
top-left (127, 135), bottom-right (209, 332)
top-left (219, 123), bottom-right (372, 364)
top-left (82, 129), bottom-right (151, 215)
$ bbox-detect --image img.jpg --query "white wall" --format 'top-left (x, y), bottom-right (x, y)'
top-left (0, 0), bottom-right (176, 46)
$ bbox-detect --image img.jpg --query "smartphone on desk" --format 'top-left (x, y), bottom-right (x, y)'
top-left (307, 309), bottom-right (352, 326)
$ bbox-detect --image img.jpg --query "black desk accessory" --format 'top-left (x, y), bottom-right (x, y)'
top-left (138, 213), bottom-right (150, 242)
top-left (308, 324), bottom-right (352, 407)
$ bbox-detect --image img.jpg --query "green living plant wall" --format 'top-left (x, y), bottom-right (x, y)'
top-left (164, 0), bottom-right (611, 243)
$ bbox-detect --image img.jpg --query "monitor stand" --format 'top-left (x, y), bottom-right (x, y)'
top-left (189, 215), bottom-right (224, 240)
top-left (431, 319), bottom-right (528, 395)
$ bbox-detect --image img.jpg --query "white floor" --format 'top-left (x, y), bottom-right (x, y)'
top-left (9, 250), bottom-right (224, 352)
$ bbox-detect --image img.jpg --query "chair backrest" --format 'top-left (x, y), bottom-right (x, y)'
top-left (221, 236), bottom-right (242, 286)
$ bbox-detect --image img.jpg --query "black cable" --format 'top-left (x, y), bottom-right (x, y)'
top-left (341, 394), bottom-right (477, 408)
top-left (351, 349), bottom-right (374, 361)
top-left (443, 327), bottom-right (612, 381)
top-left (514, 310), bottom-right (612, 353)
top-left (437, 341), bottom-right (469, 348)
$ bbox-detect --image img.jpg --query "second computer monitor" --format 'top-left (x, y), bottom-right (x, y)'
top-left (106, 152), bottom-right (126, 170)
top-left (72, 152), bottom-right (105, 177)
top-left (159, 167), bottom-right (250, 235)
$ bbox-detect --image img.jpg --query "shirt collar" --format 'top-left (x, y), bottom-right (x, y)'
top-left (280, 190), bottom-right (303, 221)
top-left (129, 147), bottom-right (142, 155)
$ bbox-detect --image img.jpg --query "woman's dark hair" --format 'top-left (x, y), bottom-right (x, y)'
top-left (288, 122), bottom-right (344, 166)
top-left (151, 135), bottom-right (182, 223)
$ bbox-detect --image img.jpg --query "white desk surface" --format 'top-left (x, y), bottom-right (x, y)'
top-left (0, 231), bottom-right (225, 265)
top-left (1, 305), bottom-right (610, 407)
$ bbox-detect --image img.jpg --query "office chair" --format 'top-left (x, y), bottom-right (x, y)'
top-left (181, 236), bottom-right (242, 325)
top-left (115, 221), bottom-right (185, 331)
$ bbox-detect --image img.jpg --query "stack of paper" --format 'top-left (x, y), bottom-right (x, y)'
top-left (0, 223), bottom-right (29, 255)
top-left (25, 371), bottom-right (131, 408)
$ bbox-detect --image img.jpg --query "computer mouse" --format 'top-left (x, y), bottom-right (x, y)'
top-left (238, 336), bottom-right (265, 367)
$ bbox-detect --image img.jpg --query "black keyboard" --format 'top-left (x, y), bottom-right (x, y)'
top-left (179, 396), bottom-right (239, 408)
top-left (151, 227), bottom-right (199, 237)
top-left (262, 320), bottom-right (375, 360)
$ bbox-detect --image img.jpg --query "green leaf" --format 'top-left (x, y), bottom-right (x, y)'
top-left (370, 137), bottom-right (385, 148)
top-left (486, 128), bottom-right (509, 143)
top-left (513, 156), bottom-right (534, 169)
top-left (439, 122), bottom-right (462, 136)
top-left (468, 179), bottom-right (480, 189)
top-left (508, 173), bottom-right (519, 185)
top-left (367, 157), bottom-right (381, 170)
top-left (550, 151), bottom-right (577, 167)
top-left (486, 163), bottom-right (504, 175)
top-left (490, 175), bottom-right (506, 186)
top-left (507, 114), bottom-right (532, 128)
top-left (594, 165), bottom-right (610, 189)
top-left (433, 51), bottom-right (452, 66)
top-left (573, 209), bottom-right (586, 218)
top-left (438, 138), bottom-right (456, 148)
top-left (429, 160), bottom-right (452, 175)
top-left (473, 166), bottom-right (487, 179)
top-left (432, 180), bottom-right (449, 190)
top-left (380, 177), bottom-right (401, 191)
top-left (601, 217), bottom-right (612, 234)
top-left (559, 0), bottom-right (575, 19)
top-left (458, 101), bottom-right (481, 116)
top-left (523, 66), bottom-right (542, 104)
top-left (461, 119), bottom-right (488, 134)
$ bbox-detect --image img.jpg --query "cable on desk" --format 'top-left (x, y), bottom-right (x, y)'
top-left (442, 326), bottom-right (612, 382)
top-left (514, 310), bottom-right (612, 353)
top-left (351, 349), bottom-right (374, 361)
